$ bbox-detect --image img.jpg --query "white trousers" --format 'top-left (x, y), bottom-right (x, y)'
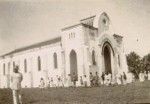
top-left (12, 90), bottom-right (22, 104)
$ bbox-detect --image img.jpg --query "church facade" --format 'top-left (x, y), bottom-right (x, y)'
top-left (0, 12), bottom-right (128, 88)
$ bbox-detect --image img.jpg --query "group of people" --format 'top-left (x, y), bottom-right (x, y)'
top-left (10, 65), bottom-right (150, 104)
top-left (139, 70), bottom-right (150, 82)
top-left (88, 71), bottom-right (127, 87)
top-left (40, 75), bottom-right (64, 89)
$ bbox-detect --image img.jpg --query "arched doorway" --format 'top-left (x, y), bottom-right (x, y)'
top-left (104, 45), bottom-right (112, 74)
top-left (70, 50), bottom-right (78, 81)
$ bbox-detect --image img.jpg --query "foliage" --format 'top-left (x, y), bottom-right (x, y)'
top-left (126, 52), bottom-right (141, 79)
top-left (142, 53), bottom-right (150, 71)
top-left (126, 52), bottom-right (150, 79)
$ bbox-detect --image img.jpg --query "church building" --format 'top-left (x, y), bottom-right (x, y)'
top-left (0, 12), bottom-right (128, 88)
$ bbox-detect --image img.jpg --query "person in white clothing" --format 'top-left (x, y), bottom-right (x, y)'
top-left (127, 72), bottom-right (133, 83)
top-left (139, 71), bottom-right (145, 82)
top-left (67, 74), bottom-right (72, 87)
top-left (148, 71), bottom-right (150, 80)
top-left (116, 73), bottom-right (122, 85)
top-left (83, 75), bottom-right (87, 87)
top-left (11, 65), bottom-right (23, 104)
top-left (40, 78), bottom-right (45, 89)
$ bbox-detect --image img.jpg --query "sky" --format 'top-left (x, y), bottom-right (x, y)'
top-left (0, 0), bottom-right (150, 57)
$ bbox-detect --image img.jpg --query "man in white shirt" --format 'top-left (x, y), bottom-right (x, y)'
top-left (11, 65), bottom-right (23, 104)
top-left (83, 75), bottom-right (88, 87)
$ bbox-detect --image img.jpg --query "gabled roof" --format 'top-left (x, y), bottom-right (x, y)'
top-left (0, 37), bottom-right (61, 58)
top-left (80, 15), bottom-right (96, 21)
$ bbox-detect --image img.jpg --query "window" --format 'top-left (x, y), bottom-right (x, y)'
top-left (69, 32), bottom-right (75, 39)
top-left (92, 50), bottom-right (96, 65)
top-left (3, 63), bottom-right (5, 75)
top-left (53, 53), bottom-right (58, 69)
top-left (8, 62), bottom-right (10, 73)
top-left (103, 19), bottom-right (106, 24)
top-left (118, 55), bottom-right (120, 67)
top-left (24, 59), bottom-right (27, 73)
top-left (38, 56), bottom-right (41, 71)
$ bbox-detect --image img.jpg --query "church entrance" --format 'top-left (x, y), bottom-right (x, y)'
top-left (70, 50), bottom-right (78, 81)
top-left (104, 45), bottom-right (112, 74)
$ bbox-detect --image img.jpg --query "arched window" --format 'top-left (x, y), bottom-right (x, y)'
top-left (8, 62), bottom-right (10, 74)
top-left (38, 56), bottom-right (41, 71)
top-left (24, 59), bottom-right (27, 73)
top-left (118, 55), bottom-right (120, 67)
top-left (92, 50), bottom-right (96, 65)
top-left (53, 53), bottom-right (58, 69)
top-left (3, 63), bottom-right (5, 75)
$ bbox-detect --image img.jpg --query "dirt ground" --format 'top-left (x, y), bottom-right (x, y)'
top-left (0, 81), bottom-right (150, 104)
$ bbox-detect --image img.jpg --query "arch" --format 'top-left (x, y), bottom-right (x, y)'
top-left (69, 50), bottom-right (78, 81)
top-left (92, 50), bottom-right (96, 65)
top-left (102, 41), bottom-right (115, 56)
top-left (102, 41), bottom-right (114, 73)
top-left (24, 59), bottom-right (27, 73)
top-left (37, 56), bottom-right (41, 71)
top-left (53, 52), bottom-right (58, 69)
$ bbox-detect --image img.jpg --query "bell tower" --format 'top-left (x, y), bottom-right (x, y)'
top-left (98, 12), bottom-right (110, 35)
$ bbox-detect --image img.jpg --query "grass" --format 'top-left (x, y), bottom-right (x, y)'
top-left (0, 81), bottom-right (150, 104)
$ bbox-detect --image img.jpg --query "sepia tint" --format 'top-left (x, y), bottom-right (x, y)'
top-left (0, 0), bottom-right (150, 104)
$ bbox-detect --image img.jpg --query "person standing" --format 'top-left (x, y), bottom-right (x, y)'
top-left (95, 72), bottom-right (100, 87)
top-left (67, 74), bottom-right (72, 87)
top-left (40, 78), bottom-right (45, 89)
top-left (89, 72), bottom-right (94, 87)
top-left (139, 71), bottom-right (144, 82)
top-left (11, 65), bottom-right (23, 104)
top-left (72, 72), bottom-right (77, 87)
top-left (101, 72), bottom-right (105, 85)
top-left (123, 72), bottom-right (127, 85)
top-left (83, 75), bottom-right (88, 87)
top-left (144, 71), bottom-right (148, 80)
top-left (148, 71), bottom-right (150, 80)
top-left (116, 73), bottom-right (122, 85)
top-left (50, 77), bottom-right (54, 87)
top-left (47, 77), bottom-right (51, 88)
top-left (80, 76), bottom-right (83, 87)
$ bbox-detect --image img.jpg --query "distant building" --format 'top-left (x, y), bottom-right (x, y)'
top-left (0, 12), bottom-right (128, 88)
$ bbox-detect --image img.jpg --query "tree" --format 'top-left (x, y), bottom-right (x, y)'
top-left (126, 52), bottom-right (141, 79)
top-left (142, 53), bottom-right (150, 72)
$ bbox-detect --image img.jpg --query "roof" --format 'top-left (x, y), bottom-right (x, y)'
top-left (113, 34), bottom-right (123, 38)
top-left (0, 37), bottom-right (61, 58)
top-left (80, 15), bottom-right (96, 21)
top-left (61, 23), bottom-right (97, 31)
top-left (61, 23), bottom-right (82, 31)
